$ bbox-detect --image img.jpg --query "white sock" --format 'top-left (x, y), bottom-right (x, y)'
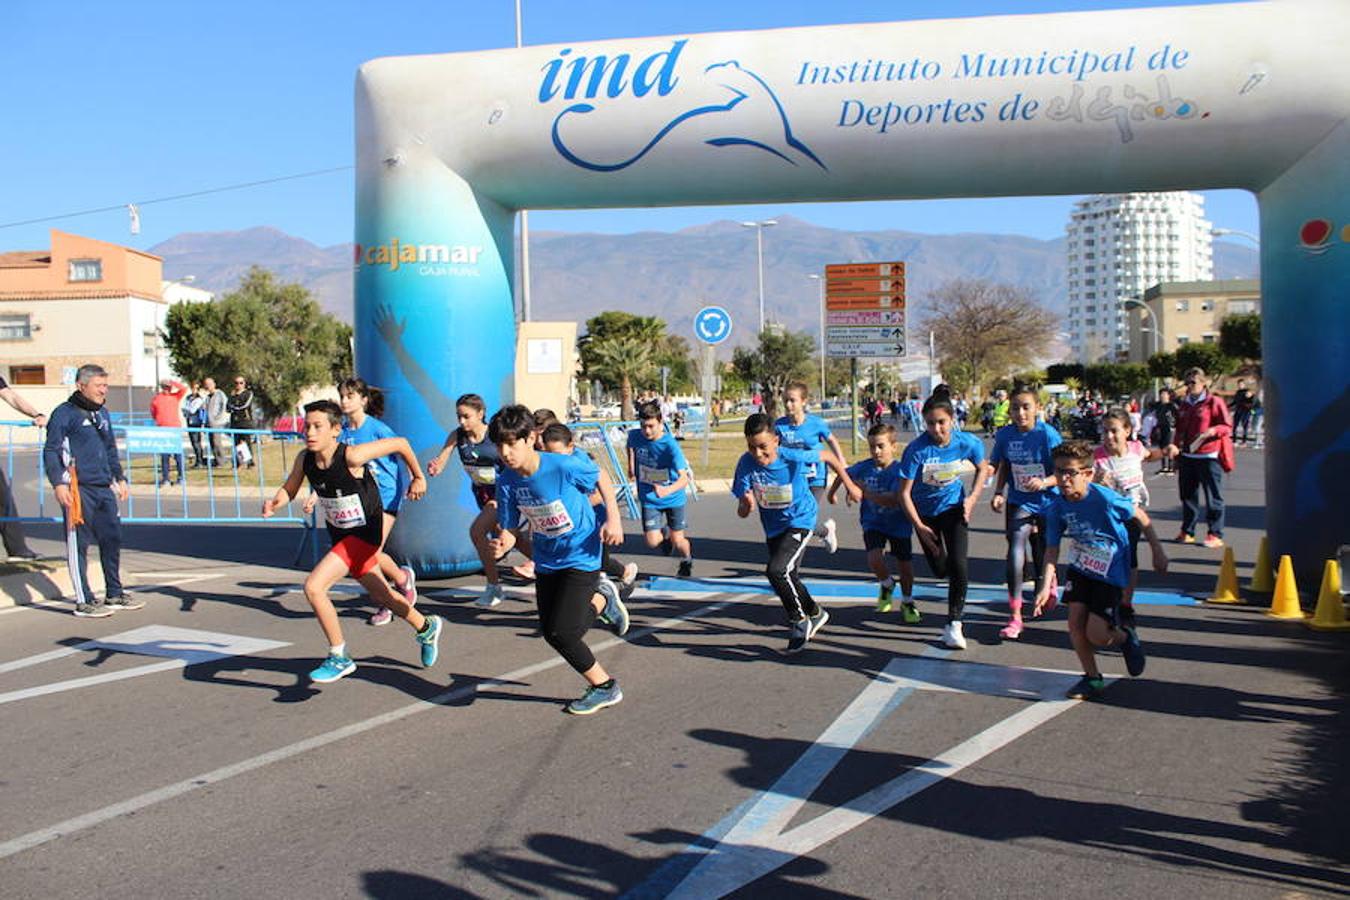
top-left (902, 594), bottom-right (914, 603)
top-left (682, 555), bottom-right (692, 562)
top-left (329, 643), bottom-right (346, 658)
top-left (880, 576), bottom-right (895, 590)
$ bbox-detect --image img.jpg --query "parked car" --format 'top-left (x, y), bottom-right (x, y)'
top-left (595, 403), bottom-right (622, 419)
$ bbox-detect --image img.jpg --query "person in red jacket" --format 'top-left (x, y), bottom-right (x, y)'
top-left (1164, 368), bottom-right (1232, 548)
top-left (150, 379), bottom-right (188, 486)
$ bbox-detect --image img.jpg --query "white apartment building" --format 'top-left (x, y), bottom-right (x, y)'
top-left (1064, 192), bottom-right (1214, 361)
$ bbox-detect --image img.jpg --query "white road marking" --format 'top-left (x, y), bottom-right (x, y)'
top-left (0, 595), bottom-right (737, 862)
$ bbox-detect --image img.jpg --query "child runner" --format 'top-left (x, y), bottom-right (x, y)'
top-left (830, 422), bottom-right (918, 622)
top-left (898, 390), bottom-right (990, 650)
top-left (1094, 409), bottom-right (1165, 627)
top-left (1034, 441), bottom-right (1167, 699)
top-left (627, 400), bottom-right (694, 576)
top-left (488, 405), bottom-right (629, 715)
top-left (427, 393), bottom-right (511, 608)
top-left (263, 400), bottom-right (441, 684)
top-left (988, 385), bottom-right (1062, 640)
top-left (734, 413), bottom-right (861, 654)
top-left (336, 378), bottom-right (417, 626)
top-left (543, 422), bottom-right (639, 596)
top-left (775, 382), bottom-right (847, 553)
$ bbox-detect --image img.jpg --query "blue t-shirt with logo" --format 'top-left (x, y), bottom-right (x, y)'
top-left (1044, 483), bottom-right (1136, 588)
top-left (990, 421), bottom-right (1062, 513)
top-left (846, 459), bottom-right (912, 537)
top-left (496, 451), bottom-right (601, 573)
top-left (774, 414), bottom-right (833, 487)
top-left (341, 416), bottom-right (406, 511)
top-left (733, 446), bottom-right (820, 538)
top-left (897, 430), bottom-right (985, 518)
top-left (627, 428), bottom-right (689, 511)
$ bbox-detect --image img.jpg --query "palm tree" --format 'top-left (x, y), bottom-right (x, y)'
top-left (579, 314), bottom-right (666, 419)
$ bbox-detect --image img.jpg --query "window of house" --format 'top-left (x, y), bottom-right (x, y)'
top-left (1200, 300), bottom-right (1214, 311)
top-left (1202, 333), bottom-right (1217, 344)
top-left (1174, 299), bottom-right (1190, 312)
top-left (1176, 335), bottom-right (1190, 346)
top-left (0, 314), bottom-right (32, 341)
top-left (1229, 300), bottom-right (1257, 314)
top-left (68, 258), bottom-right (103, 282)
top-left (7, 366), bottom-right (43, 385)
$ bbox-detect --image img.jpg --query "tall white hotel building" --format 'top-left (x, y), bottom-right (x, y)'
top-left (1065, 192), bottom-right (1214, 361)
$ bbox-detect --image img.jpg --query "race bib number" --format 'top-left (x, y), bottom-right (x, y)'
top-left (467, 465), bottom-right (497, 485)
top-left (1011, 462), bottom-right (1045, 493)
top-left (922, 460), bottom-right (965, 487)
top-left (755, 482), bottom-right (794, 509)
top-left (520, 500), bottom-right (574, 537)
top-left (1068, 540), bottom-right (1116, 579)
top-left (319, 494), bottom-right (366, 530)
top-left (639, 464), bottom-right (669, 485)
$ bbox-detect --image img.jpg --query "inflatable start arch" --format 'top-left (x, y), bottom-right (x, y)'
top-left (355, 0), bottom-right (1349, 581)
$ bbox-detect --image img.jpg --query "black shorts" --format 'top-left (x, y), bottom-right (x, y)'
top-left (1064, 569), bottom-right (1123, 623)
top-left (1125, 518), bottom-right (1142, 569)
top-left (863, 529), bottom-right (913, 561)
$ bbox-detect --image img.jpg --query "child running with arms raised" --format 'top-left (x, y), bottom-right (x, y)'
top-left (898, 389), bottom-right (990, 650)
top-left (1034, 441), bottom-right (1167, 700)
top-left (988, 385), bottom-right (1062, 640)
top-left (488, 405), bottom-right (629, 715)
top-left (775, 382), bottom-right (848, 553)
top-left (1094, 409), bottom-right (1165, 627)
top-left (628, 400), bottom-right (694, 576)
top-left (263, 400), bottom-right (441, 684)
top-left (830, 422), bottom-right (918, 622)
top-left (735, 413), bottom-right (861, 654)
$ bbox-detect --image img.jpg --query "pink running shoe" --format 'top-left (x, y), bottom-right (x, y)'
top-left (999, 618), bottom-right (1025, 640)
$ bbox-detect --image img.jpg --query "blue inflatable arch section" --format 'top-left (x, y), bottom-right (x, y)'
top-left (355, 0), bottom-right (1349, 581)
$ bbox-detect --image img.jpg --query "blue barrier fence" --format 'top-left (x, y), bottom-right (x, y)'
top-left (570, 420), bottom-right (700, 516)
top-left (0, 420), bottom-right (317, 563)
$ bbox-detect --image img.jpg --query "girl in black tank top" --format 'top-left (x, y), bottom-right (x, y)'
top-left (304, 443), bottom-right (385, 549)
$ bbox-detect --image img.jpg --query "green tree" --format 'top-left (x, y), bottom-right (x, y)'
top-left (163, 266), bottom-right (351, 420)
top-left (732, 328), bottom-right (816, 419)
top-left (1147, 351), bottom-right (1177, 380)
top-left (577, 312), bottom-right (665, 418)
top-left (653, 335), bottom-right (696, 394)
top-left (925, 280), bottom-right (1058, 397)
top-left (1174, 343), bottom-right (1235, 380)
top-left (1084, 362), bottom-right (1151, 400)
top-left (1046, 363), bottom-right (1085, 384)
top-left (1220, 313), bottom-right (1261, 372)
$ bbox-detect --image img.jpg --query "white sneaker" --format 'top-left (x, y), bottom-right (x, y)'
top-left (620, 561), bottom-right (639, 588)
top-left (820, 518), bottom-right (838, 554)
top-left (942, 621), bottom-right (967, 650)
top-left (475, 584), bottom-right (503, 608)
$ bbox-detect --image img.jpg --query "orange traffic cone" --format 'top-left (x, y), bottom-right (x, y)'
top-left (1207, 546), bottom-right (1241, 604)
top-left (1266, 555), bottom-right (1306, 620)
top-left (1249, 536), bottom-right (1275, 593)
top-left (1307, 560), bottom-right (1350, 631)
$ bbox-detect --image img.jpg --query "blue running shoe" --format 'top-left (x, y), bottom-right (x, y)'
top-left (1065, 674), bottom-right (1106, 699)
top-left (416, 615), bottom-right (443, 668)
top-left (597, 577), bottom-right (629, 637)
top-left (565, 680), bottom-right (623, 715)
top-left (310, 654), bottom-right (355, 684)
top-left (1121, 627), bottom-right (1146, 676)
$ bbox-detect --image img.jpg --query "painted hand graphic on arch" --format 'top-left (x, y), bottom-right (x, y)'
top-left (550, 60), bottom-right (826, 173)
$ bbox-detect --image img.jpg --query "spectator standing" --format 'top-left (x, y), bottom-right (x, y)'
top-left (1231, 379), bottom-right (1255, 446)
top-left (149, 379), bottom-right (187, 485)
top-left (1166, 368), bottom-right (1232, 548)
top-left (183, 383), bottom-right (209, 467)
top-left (1149, 388), bottom-right (1179, 474)
top-left (203, 376), bottom-right (230, 467)
top-left (228, 376), bottom-right (256, 467)
top-left (0, 375), bottom-right (47, 560)
top-left (43, 364), bottom-right (142, 617)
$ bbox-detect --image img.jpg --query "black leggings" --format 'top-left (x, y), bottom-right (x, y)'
top-left (1004, 505), bottom-right (1047, 598)
top-left (535, 569), bottom-right (599, 674)
top-left (919, 506), bottom-right (970, 623)
top-left (766, 528), bottom-right (818, 622)
top-left (601, 544), bottom-right (625, 580)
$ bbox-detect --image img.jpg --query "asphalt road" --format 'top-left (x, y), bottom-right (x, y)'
top-left (1, 446), bottom-right (1347, 898)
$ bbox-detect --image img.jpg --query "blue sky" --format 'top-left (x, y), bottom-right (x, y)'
top-left (0, 0), bottom-right (1257, 252)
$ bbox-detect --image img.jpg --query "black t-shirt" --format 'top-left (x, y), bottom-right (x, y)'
top-left (1233, 389), bottom-right (1253, 413)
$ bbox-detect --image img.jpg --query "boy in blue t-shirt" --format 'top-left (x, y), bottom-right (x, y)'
top-left (1034, 441), bottom-right (1168, 700)
top-left (734, 413), bottom-right (861, 654)
top-left (830, 422), bottom-right (918, 622)
top-left (488, 405), bottom-right (629, 716)
top-left (775, 382), bottom-right (848, 553)
top-left (898, 391), bottom-right (990, 651)
top-left (627, 401), bottom-right (694, 576)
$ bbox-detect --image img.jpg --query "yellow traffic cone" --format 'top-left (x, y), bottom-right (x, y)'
top-left (1307, 560), bottom-right (1350, 631)
top-left (1249, 536), bottom-right (1275, 593)
top-left (1266, 555), bottom-right (1306, 620)
top-left (1207, 546), bottom-right (1241, 603)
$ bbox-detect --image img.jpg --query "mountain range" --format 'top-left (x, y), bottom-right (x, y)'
top-left (152, 216), bottom-right (1259, 342)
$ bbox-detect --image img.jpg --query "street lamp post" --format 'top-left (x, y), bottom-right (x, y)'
top-left (740, 220), bottom-right (777, 332)
top-left (807, 273), bottom-right (826, 402)
top-left (1211, 226), bottom-right (1260, 246)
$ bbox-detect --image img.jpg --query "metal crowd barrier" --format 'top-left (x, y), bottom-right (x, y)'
top-left (570, 419), bottom-right (699, 518)
top-left (0, 420), bottom-right (317, 564)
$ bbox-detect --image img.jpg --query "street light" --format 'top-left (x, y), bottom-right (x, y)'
top-left (740, 219), bottom-right (777, 332)
top-left (1123, 297), bottom-right (1159, 359)
top-left (807, 273), bottom-right (826, 402)
top-left (1211, 226), bottom-right (1260, 245)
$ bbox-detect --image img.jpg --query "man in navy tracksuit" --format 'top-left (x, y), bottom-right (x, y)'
top-left (43, 364), bottom-right (143, 617)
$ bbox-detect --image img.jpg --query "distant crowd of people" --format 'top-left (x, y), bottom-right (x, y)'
top-left (149, 375), bottom-right (258, 484)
